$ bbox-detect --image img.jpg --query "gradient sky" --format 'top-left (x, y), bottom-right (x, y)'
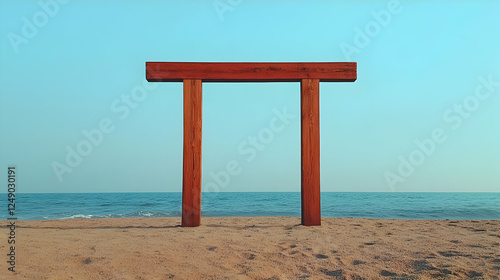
top-left (0, 0), bottom-right (499, 193)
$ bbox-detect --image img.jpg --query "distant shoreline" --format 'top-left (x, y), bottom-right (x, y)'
top-left (4, 192), bottom-right (499, 221)
top-left (9, 216), bottom-right (500, 222)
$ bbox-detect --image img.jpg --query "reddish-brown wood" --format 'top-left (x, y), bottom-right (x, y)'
top-left (301, 79), bottom-right (321, 226)
top-left (146, 62), bottom-right (356, 82)
top-left (182, 79), bottom-right (202, 227)
top-left (146, 62), bottom-right (357, 227)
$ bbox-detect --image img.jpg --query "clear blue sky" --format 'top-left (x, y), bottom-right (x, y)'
top-left (1, 0), bottom-right (499, 193)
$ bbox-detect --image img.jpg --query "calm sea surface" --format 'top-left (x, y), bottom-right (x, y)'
top-left (3, 192), bottom-right (499, 220)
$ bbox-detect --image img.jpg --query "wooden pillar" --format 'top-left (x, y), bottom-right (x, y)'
top-left (182, 79), bottom-right (202, 227)
top-left (301, 79), bottom-right (321, 226)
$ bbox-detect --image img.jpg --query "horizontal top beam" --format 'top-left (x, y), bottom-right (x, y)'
top-left (146, 62), bottom-right (356, 82)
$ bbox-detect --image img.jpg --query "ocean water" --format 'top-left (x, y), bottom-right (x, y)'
top-left (3, 192), bottom-right (499, 221)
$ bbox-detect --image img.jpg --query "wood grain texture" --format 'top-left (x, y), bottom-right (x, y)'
top-left (146, 62), bottom-right (357, 227)
top-left (182, 79), bottom-right (202, 227)
top-left (301, 79), bottom-right (321, 226)
top-left (146, 62), bottom-right (356, 82)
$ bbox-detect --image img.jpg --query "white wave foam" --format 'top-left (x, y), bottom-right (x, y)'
top-left (61, 214), bottom-right (93, 219)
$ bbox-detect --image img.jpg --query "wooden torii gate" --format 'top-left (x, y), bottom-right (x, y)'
top-left (146, 62), bottom-right (357, 227)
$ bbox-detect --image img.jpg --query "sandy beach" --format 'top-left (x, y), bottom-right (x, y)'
top-left (1, 217), bottom-right (499, 279)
